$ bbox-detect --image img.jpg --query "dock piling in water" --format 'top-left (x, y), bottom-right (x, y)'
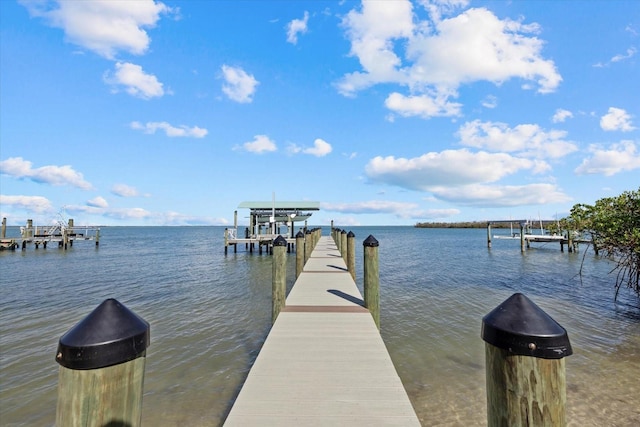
top-left (55, 298), bottom-right (150, 427)
top-left (272, 235), bottom-right (287, 324)
top-left (482, 293), bottom-right (572, 426)
top-left (363, 235), bottom-right (380, 330)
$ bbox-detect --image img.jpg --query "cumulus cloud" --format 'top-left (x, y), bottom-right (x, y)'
top-left (286, 11), bottom-right (309, 44)
top-left (288, 139), bottom-right (333, 157)
top-left (428, 183), bottom-right (571, 207)
top-left (221, 65), bottom-right (259, 103)
top-left (338, 1), bottom-right (561, 118)
top-left (457, 120), bottom-right (578, 159)
top-left (104, 62), bottom-right (165, 99)
top-left (0, 157), bottom-right (93, 190)
top-left (0, 194), bottom-right (53, 213)
top-left (236, 135), bottom-right (277, 154)
top-left (600, 107), bottom-right (636, 132)
top-left (86, 196), bottom-right (109, 208)
top-left (575, 140), bottom-right (640, 176)
top-left (130, 121), bottom-right (208, 138)
top-left (365, 149), bottom-right (547, 191)
top-left (111, 184), bottom-right (140, 197)
top-left (552, 108), bottom-right (573, 123)
top-left (19, 0), bottom-right (175, 59)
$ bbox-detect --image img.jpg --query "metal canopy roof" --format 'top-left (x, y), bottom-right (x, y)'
top-left (238, 201), bottom-right (320, 211)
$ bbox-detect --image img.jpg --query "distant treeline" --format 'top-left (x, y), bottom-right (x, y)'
top-left (414, 221), bottom-right (559, 229)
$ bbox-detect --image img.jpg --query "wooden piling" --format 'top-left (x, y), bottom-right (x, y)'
top-left (520, 222), bottom-right (525, 252)
top-left (487, 222), bottom-right (492, 248)
top-left (295, 230), bottom-right (304, 278)
top-left (363, 235), bottom-right (380, 329)
top-left (272, 236), bottom-right (287, 324)
top-left (347, 231), bottom-right (356, 280)
top-left (341, 230), bottom-right (347, 261)
top-left (1, 217), bottom-right (6, 239)
top-left (304, 230), bottom-right (311, 264)
top-left (482, 293), bottom-right (572, 427)
top-left (224, 228), bottom-right (228, 255)
top-left (55, 299), bottom-right (150, 427)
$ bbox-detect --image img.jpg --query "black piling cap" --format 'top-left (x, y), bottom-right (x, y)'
top-left (482, 293), bottom-right (572, 359)
top-left (296, 230), bottom-right (304, 238)
top-left (363, 235), bottom-right (379, 247)
top-left (347, 231), bottom-right (355, 238)
top-left (273, 235), bottom-right (287, 246)
top-left (341, 229), bottom-right (347, 235)
top-left (56, 298), bottom-right (150, 370)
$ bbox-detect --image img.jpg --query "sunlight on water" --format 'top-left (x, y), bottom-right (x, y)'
top-left (1, 226), bottom-right (638, 426)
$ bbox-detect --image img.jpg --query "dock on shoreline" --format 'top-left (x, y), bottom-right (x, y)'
top-left (1, 217), bottom-right (100, 251)
top-left (224, 235), bottom-right (420, 426)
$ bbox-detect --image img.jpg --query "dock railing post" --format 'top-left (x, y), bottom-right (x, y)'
top-left (347, 231), bottom-right (356, 280)
top-left (304, 229), bottom-right (312, 264)
top-left (272, 235), bottom-right (287, 324)
top-left (340, 230), bottom-right (347, 261)
top-left (363, 235), bottom-right (380, 329)
top-left (295, 230), bottom-right (304, 278)
top-left (55, 298), bottom-right (150, 427)
top-left (482, 293), bottom-right (572, 427)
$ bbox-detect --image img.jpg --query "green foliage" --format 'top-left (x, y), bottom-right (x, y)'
top-left (562, 188), bottom-right (640, 300)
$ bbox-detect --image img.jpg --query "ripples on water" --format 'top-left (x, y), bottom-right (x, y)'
top-left (1, 226), bottom-right (638, 426)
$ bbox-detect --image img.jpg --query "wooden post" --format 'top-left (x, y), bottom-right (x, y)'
top-left (363, 235), bottom-right (380, 330)
top-left (304, 229), bottom-right (311, 264)
top-left (340, 230), bottom-right (347, 261)
top-left (520, 222), bottom-right (525, 252)
top-left (55, 298), bottom-right (150, 427)
top-left (347, 231), bottom-right (356, 280)
top-left (26, 219), bottom-right (33, 238)
top-left (272, 235), bottom-right (287, 324)
top-left (482, 293), bottom-right (572, 427)
top-left (296, 231), bottom-right (305, 278)
top-left (95, 229), bottom-right (100, 246)
top-left (224, 228), bottom-right (228, 255)
top-left (487, 222), bottom-right (492, 248)
top-left (1, 217), bottom-right (6, 238)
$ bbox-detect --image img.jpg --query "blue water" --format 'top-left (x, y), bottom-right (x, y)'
top-left (1, 226), bottom-right (638, 426)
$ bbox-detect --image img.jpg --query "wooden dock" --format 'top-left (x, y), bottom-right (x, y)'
top-left (224, 235), bottom-right (420, 426)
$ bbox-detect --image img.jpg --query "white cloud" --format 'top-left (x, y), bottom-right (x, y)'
top-left (289, 139), bottom-right (333, 157)
top-left (111, 184), bottom-right (140, 197)
top-left (130, 121), bottom-right (208, 138)
top-left (481, 95), bottom-right (497, 109)
top-left (103, 207), bottom-right (151, 220)
top-left (611, 47), bottom-right (637, 63)
top-left (104, 62), bottom-right (165, 99)
top-left (286, 11), bottom-right (309, 44)
top-left (457, 120), bottom-right (578, 159)
top-left (20, 0), bottom-right (175, 59)
top-left (365, 149), bottom-right (546, 191)
top-left (221, 65), bottom-right (259, 103)
top-left (0, 157), bottom-right (93, 190)
top-left (552, 108), bottom-right (573, 123)
top-left (385, 92), bottom-right (462, 118)
top-left (87, 196), bottom-right (108, 208)
top-left (0, 194), bottom-right (53, 213)
top-left (575, 140), bottom-right (640, 176)
top-left (237, 135), bottom-right (277, 154)
top-left (338, 3), bottom-right (561, 117)
top-left (428, 183), bottom-right (571, 207)
top-left (600, 107), bottom-right (636, 132)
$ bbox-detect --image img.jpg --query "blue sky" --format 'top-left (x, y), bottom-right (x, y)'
top-left (1, 0), bottom-right (638, 227)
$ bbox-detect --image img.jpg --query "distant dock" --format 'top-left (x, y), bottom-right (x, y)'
top-left (1, 217), bottom-right (100, 251)
top-left (224, 234), bottom-right (420, 425)
top-left (486, 219), bottom-right (589, 252)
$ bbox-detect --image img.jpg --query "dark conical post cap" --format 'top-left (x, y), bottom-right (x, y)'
top-left (341, 229), bottom-right (347, 235)
top-left (56, 298), bottom-right (150, 370)
top-left (273, 235), bottom-right (287, 246)
top-left (347, 231), bottom-right (355, 238)
top-left (482, 293), bottom-right (572, 359)
top-left (363, 235), bottom-right (379, 247)
top-left (296, 230), bottom-right (304, 238)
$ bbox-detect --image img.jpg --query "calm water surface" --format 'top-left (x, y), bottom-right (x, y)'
top-left (1, 226), bottom-right (638, 426)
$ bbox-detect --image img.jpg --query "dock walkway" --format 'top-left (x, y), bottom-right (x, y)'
top-left (224, 236), bottom-right (420, 426)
